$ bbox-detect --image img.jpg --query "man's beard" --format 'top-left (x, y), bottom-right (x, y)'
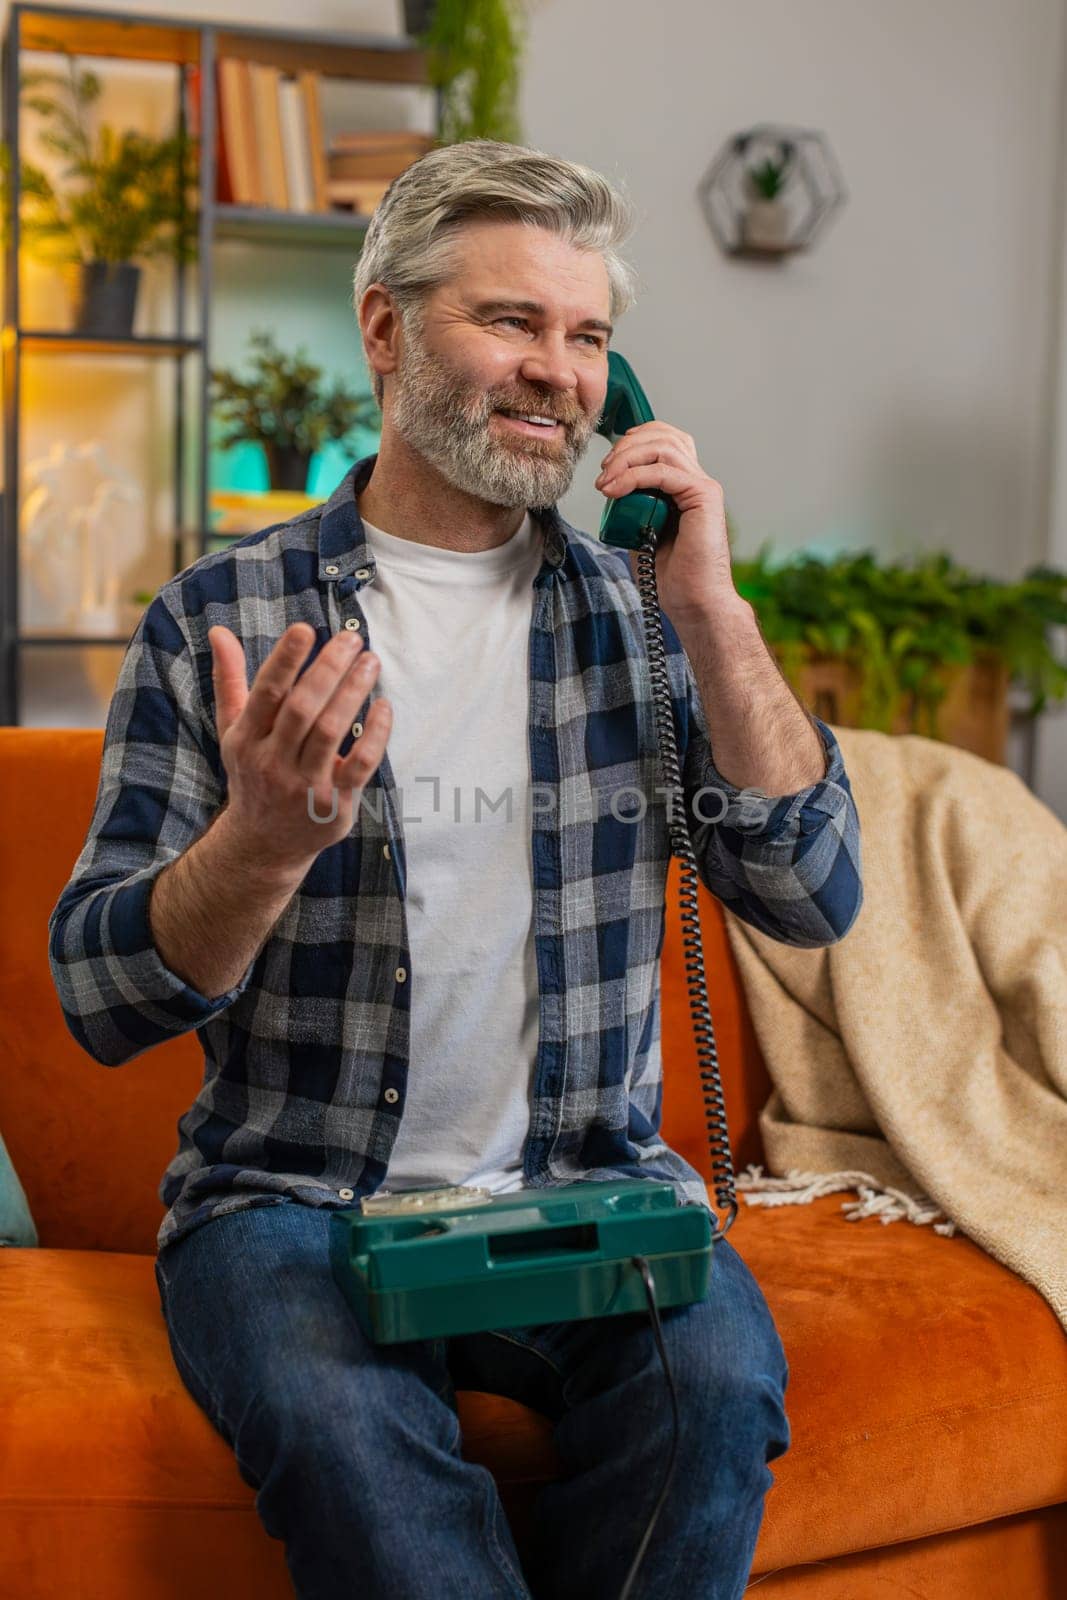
top-left (387, 314), bottom-right (602, 509)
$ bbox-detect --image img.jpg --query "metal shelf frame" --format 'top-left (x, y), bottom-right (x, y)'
top-left (0, 0), bottom-right (440, 723)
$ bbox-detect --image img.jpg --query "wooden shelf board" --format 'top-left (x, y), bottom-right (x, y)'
top-left (214, 204), bottom-right (374, 247)
top-left (14, 6), bottom-right (430, 81)
top-left (16, 6), bottom-right (202, 66)
top-left (19, 633), bottom-right (132, 647)
top-left (14, 329), bottom-right (202, 356)
top-left (215, 30), bottom-right (429, 84)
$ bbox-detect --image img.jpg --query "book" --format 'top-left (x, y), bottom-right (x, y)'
top-left (327, 143), bottom-right (434, 182)
top-left (299, 72), bottom-right (329, 213)
top-left (249, 62), bottom-right (289, 209)
top-left (233, 59), bottom-right (264, 205)
top-left (217, 57), bottom-right (254, 203)
top-left (325, 177), bottom-right (393, 213)
top-left (186, 62), bottom-right (234, 204)
top-left (329, 130), bottom-right (438, 153)
top-left (278, 77), bottom-right (314, 214)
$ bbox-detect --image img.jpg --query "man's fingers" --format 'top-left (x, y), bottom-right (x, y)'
top-left (208, 626), bottom-right (250, 742)
top-left (295, 645), bottom-right (379, 778)
top-left (268, 628), bottom-right (369, 757)
top-left (240, 622), bottom-right (320, 741)
top-left (333, 696), bottom-right (393, 793)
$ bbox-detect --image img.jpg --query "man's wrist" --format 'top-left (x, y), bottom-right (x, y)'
top-left (672, 592), bottom-right (756, 658)
top-left (208, 804), bottom-right (314, 894)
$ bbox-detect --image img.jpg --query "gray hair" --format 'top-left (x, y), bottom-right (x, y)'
top-left (351, 139), bottom-right (641, 409)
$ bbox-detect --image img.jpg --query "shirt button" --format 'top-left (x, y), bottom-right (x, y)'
top-left (355, 567), bottom-right (371, 580)
top-left (383, 843), bottom-right (390, 860)
top-left (344, 618), bottom-right (361, 632)
top-left (395, 966), bottom-right (407, 983)
top-left (338, 1187), bottom-right (354, 1201)
top-left (351, 720), bottom-right (363, 738)
top-left (384, 1088), bottom-right (399, 1104)
top-left (325, 564), bottom-right (339, 575)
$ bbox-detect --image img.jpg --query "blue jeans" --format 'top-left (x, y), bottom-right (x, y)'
top-left (153, 1197), bottom-right (790, 1600)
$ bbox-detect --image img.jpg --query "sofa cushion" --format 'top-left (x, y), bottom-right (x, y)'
top-left (0, 1128), bottom-right (37, 1248)
top-left (741, 1194), bottom-right (1067, 1573)
top-left (1, 1195), bottom-right (1064, 1579)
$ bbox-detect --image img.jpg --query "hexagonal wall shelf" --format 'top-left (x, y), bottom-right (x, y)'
top-left (698, 124), bottom-right (847, 261)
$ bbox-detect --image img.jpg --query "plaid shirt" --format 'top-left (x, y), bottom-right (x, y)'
top-left (48, 453), bottom-right (863, 1256)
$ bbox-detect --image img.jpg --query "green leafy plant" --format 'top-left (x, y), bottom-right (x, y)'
top-left (0, 48), bottom-right (198, 265)
top-left (731, 546), bottom-right (1067, 735)
top-left (415, 0), bottom-right (527, 146)
top-left (744, 141), bottom-right (795, 201)
top-left (209, 328), bottom-right (379, 456)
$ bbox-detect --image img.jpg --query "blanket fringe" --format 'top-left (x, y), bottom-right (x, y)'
top-left (735, 1165), bottom-right (957, 1237)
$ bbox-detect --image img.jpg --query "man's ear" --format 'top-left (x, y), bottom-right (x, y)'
top-left (359, 284), bottom-right (401, 389)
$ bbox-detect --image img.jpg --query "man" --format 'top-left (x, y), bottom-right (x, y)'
top-left (49, 139), bottom-right (862, 1599)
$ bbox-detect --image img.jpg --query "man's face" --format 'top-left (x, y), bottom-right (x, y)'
top-left (386, 221), bottom-right (612, 508)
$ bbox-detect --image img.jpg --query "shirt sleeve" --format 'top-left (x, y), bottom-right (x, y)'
top-left (678, 652), bottom-right (864, 947)
top-left (47, 594), bottom-right (256, 1066)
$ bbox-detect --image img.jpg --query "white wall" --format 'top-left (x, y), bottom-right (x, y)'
top-left (5, 0), bottom-right (1067, 817)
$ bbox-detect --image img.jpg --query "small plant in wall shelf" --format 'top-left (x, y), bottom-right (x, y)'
top-left (741, 139), bottom-right (795, 253)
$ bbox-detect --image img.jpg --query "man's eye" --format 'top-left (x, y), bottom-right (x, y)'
top-left (495, 318), bottom-right (602, 348)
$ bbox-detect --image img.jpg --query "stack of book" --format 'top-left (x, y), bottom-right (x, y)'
top-left (325, 131), bottom-right (437, 214)
top-left (188, 63), bottom-right (436, 218)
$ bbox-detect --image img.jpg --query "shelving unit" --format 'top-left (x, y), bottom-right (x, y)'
top-left (0, 1), bottom-right (441, 724)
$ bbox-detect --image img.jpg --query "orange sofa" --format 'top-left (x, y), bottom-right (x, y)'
top-left (1, 725), bottom-right (1065, 1599)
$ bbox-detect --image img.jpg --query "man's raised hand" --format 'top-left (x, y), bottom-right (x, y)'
top-left (208, 621), bottom-right (392, 874)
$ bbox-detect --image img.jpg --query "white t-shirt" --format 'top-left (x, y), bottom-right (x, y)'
top-left (356, 504), bottom-right (545, 1194)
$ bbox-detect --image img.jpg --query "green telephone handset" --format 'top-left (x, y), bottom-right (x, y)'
top-left (594, 350), bottom-right (675, 551)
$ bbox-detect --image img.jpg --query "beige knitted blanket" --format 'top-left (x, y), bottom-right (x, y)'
top-left (725, 724), bottom-right (1067, 1332)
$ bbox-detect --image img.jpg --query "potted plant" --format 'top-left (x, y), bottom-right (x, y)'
top-left (731, 546), bottom-right (1067, 765)
top-left (209, 328), bottom-right (381, 492)
top-left (406, 0), bottom-right (527, 145)
top-left (741, 139), bottom-right (795, 253)
top-left (0, 49), bottom-right (198, 336)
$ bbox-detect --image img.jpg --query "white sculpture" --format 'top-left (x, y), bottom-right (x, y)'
top-left (20, 441), bottom-right (146, 635)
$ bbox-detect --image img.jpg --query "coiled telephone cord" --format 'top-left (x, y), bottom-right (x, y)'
top-left (633, 532), bottom-right (738, 1238)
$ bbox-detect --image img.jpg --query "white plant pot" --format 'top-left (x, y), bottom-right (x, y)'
top-left (742, 198), bottom-right (790, 251)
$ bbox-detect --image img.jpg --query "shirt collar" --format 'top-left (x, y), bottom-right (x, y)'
top-left (317, 452), bottom-right (575, 585)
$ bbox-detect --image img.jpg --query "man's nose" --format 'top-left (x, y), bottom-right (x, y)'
top-left (516, 336), bottom-right (582, 397)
